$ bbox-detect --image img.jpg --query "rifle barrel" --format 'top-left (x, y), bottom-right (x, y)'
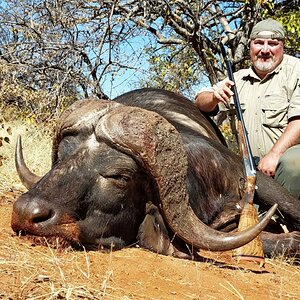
top-left (220, 43), bottom-right (256, 177)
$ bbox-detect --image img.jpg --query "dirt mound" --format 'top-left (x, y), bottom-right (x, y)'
top-left (1, 194), bottom-right (300, 299)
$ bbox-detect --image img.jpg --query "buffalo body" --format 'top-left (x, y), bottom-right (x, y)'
top-left (12, 88), bottom-right (300, 258)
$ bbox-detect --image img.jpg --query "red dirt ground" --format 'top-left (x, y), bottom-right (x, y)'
top-left (0, 191), bottom-right (300, 299)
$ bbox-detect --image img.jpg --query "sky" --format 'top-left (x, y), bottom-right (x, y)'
top-left (99, 36), bottom-right (207, 101)
top-left (100, 36), bottom-right (151, 99)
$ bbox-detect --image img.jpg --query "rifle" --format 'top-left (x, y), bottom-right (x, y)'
top-left (219, 43), bottom-right (265, 263)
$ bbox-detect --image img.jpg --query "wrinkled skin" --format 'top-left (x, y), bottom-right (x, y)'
top-left (13, 134), bottom-right (154, 250)
top-left (12, 88), bottom-right (300, 259)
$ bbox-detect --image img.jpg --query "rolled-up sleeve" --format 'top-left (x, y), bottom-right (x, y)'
top-left (288, 77), bottom-right (300, 120)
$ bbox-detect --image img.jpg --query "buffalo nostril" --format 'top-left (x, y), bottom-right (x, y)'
top-left (31, 206), bottom-right (53, 223)
top-left (13, 196), bottom-right (55, 225)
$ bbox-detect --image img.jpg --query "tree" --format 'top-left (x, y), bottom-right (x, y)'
top-left (114, 0), bottom-right (299, 86)
top-left (0, 0), bottom-right (299, 120)
top-left (138, 44), bottom-right (207, 96)
top-left (0, 0), bottom-right (149, 106)
top-left (271, 1), bottom-right (300, 56)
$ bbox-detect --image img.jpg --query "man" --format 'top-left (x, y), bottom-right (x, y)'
top-left (195, 19), bottom-right (300, 198)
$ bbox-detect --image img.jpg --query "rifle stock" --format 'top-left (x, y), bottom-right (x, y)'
top-left (236, 120), bottom-right (256, 204)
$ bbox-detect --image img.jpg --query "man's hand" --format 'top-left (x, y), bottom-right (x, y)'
top-left (212, 78), bottom-right (235, 106)
top-left (258, 118), bottom-right (300, 177)
top-left (257, 151), bottom-right (281, 177)
top-left (195, 78), bottom-right (235, 113)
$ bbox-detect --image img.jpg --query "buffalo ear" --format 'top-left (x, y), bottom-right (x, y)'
top-left (137, 203), bottom-right (172, 255)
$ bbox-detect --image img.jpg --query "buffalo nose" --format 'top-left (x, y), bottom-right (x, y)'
top-left (12, 195), bottom-right (54, 231)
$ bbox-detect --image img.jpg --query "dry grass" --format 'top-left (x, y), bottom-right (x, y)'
top-left (0, 119), bottom-right (52, 193)
top-left (1, 219), bottom-right (300, 300)
top-left (0, 229), bottom-right (113, 299)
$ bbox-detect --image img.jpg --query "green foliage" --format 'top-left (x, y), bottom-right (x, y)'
top-left (139, 45), bottom-right (207, 97)
top-left (219, 123), bottom-right (239, 154)
top-left (261, 1), bottom-right (300, 55)
top-left (277, 12), bottom-right (300, 55)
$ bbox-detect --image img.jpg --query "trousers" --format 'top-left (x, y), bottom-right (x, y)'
top-left (275, 144), bottom-right (300, 199)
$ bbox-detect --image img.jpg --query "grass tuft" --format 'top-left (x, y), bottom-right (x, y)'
top-left (0, 119), bottom-right (52, 193)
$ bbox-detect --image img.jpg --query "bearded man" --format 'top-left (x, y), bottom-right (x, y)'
top-left (195, 19), bottom-right (300, 198)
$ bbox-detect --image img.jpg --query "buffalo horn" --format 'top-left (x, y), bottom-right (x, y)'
top-left (15, 136), bottom-right (41, 189)
top-left (96, 105), bottom-right (277, 251)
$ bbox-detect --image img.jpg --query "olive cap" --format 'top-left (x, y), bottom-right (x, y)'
top-left (250, 19), bottom-right (285, 40)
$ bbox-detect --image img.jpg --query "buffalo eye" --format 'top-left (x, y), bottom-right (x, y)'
top-left (108, 174), bottom-right (131, 188)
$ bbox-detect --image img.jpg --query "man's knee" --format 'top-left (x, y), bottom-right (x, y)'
top-left (275, 145), bottom-right (300, 198)
top-left (277, 146), bottom-right (300, 174)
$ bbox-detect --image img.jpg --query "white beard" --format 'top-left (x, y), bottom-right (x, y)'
top-left (254, 59), bottom-right (275, 73)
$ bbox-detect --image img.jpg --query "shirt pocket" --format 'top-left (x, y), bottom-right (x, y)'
top-left (261, 93), bottom-right (288, 128)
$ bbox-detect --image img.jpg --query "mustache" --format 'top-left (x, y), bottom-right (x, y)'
top-left (257, 54), bottom-right (274, 59)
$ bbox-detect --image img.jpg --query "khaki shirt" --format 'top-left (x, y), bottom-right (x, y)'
top-left (224, 54), bottom-right (300, 157)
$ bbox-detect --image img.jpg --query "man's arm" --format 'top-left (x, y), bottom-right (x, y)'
top-left (258, 117), bottom-right (300, 176)
top-left (195, 79), bottom-right (234, 112)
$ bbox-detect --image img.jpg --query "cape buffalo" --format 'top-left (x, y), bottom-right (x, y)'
top-left (11, 88), bottom-right (300, 259)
